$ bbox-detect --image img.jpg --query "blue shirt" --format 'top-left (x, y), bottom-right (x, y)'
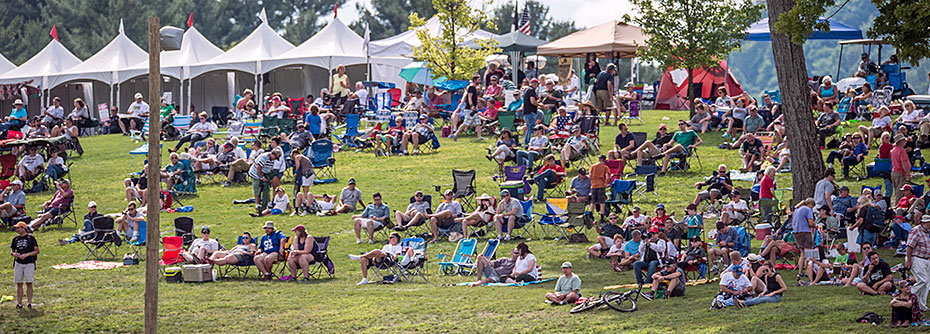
top-left (570, 176), bottom-right (591, 197)
top-left (360, 203), bottom-right (391, 219)
top-left (792, 206), bottom-right (814, 233)
top-left (832, 195), bottom-right (856, 217)
top-left (624, 240), bottom-right (641, 255)
top-left (10, 107), bottom-right (27, 120)
top-left (716, 227), bottom-right (739, 246)
top-left (507, 99), bottom-right (523, 112)
top-left (259, 230), bottom-right (287, 254)
top-left (852, 143), bottom-right (868, 157)
top-left (304, 114), bottom-right (322, 135)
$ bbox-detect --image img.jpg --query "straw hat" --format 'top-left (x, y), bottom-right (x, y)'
top-left (476, 193), bottom-right (493, 200)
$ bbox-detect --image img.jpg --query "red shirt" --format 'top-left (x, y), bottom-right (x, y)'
top-left (891, 146), bottom-right (911, 176)
top-left (759, 175), bottom-right (775, 199)
top-left (897, 195), bottom-right (916, 209)
top-left (652, 215), bottom-right (670, 228)
top-left (878, 143), bottom-right (892, 159)
top-left (537, 164), bottom-right (565, 182)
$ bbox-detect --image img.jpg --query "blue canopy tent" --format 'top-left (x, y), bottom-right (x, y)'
top-left (743, 17), bottom-right (862, 41)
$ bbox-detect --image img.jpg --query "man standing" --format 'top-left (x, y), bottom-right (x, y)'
top-left (792, 198), bottom-right (816, 278)
top-left (594, 64), bottom-right (617, 125)
top-left (906, 214), bottom-right (930, 312)
top-left (891, 134), bottom-right (911, 202)
top-left (10, 222), bottom-right (39, 309)
top-left (521, 79), bottom-right (540, 145)
top-left (589, 155), bottom-right (612, 220)
top-left (248, 147), bottom-right (283, 213)
top-left (546, 262), bottom-right (581, 305)
top-left (814, 169), bottom-right (835, 213)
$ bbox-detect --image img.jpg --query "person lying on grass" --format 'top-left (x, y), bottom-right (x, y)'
top-left (469, 247), bottom-right (518, 287)
top-left (251, 187), bottom-right (290, 217)
top-left (545, 262), bottom-right (580, 305)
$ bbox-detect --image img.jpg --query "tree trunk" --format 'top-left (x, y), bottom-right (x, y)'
top-left (687, 67), bottom-right (695, 117)
top-left (767, 0), bottom-right (823, 200)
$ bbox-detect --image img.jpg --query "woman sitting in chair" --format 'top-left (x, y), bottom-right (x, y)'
top-left (348, 232), bottom-right (414, 285)
top-left (462, 194), bottom-right (496, 238)
top-left (616, 82), bottom-right (640, 119)
top-left (211, 232), bottom-right (258, 266)
top-left (487, 129), bottom-right (519, 171)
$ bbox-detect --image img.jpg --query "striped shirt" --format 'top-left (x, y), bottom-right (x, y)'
top-left (907, 224), bottom-right (930, 259)
top-left (248, 152), bottom-right (275, 179)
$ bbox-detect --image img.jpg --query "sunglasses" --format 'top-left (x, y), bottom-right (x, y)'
top-left (609, 217), bottom-right (618, 220)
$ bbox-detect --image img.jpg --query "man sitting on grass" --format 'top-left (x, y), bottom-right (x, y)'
top-left (393, 190), bottom-right (430, 232)
top-left (335, 178), bottom-right (364, 214)
top-left (587, 213), bottom-right (624, 259)
top-left (710, 265), bottom-right (753, 309)
top-left (468, 247), bottom-right (519, 287)
top-left (545, 262), bottom-right (581, 305)
top-left (856, 251), bottom-right (893, 295)
top-left (642, 262), bottom-right (686, 300)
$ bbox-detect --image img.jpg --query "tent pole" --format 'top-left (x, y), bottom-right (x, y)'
top-left (836, 45), bottom-right (843, 80)
top-left (630, 57), bottom-right (635, 84)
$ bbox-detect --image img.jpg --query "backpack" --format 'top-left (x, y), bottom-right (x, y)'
top-left (855, 311), bottom-right (883, 325)
top-left (864, 206), bottom-right (885, 233)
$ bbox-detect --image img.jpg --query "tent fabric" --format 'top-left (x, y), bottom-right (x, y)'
top-left (462, 30), bottom-right (546, 53)
top-left (119, 26), bottom-right (223, 82)
top-left (655, 61), bottom-right (744, 110)
top-left (744, 17), bottom-right (862, 41)
top-left (48, 21), bottom-right (147, 87)
top-left (537, 20), bottom-right (647, 58)
top-left (369, 16), bottom-right (499, 58)
top-left (262, 17), bottom-right (409, 73)
top-left (0, 53), bottom-right (14, 75)
top-left (0, 40), bottom-right (81, 85)
top-left (187, 20), bottom-right (295, 78)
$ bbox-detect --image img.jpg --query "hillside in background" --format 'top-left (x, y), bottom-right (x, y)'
top-left (728, 0), bottom-right (929, 96)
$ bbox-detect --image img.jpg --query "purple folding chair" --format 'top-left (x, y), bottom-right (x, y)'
top-left (498, 165), bottom-right (531, 199)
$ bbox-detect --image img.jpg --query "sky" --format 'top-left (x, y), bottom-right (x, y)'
top-left (337, 0), bottom-right (635, 29)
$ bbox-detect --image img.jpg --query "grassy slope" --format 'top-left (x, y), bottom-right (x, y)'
top-left (0, 110), bottom-right (910, 333)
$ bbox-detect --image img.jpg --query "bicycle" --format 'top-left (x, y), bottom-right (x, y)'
top-left (569, 285), bottom-right (643, 313)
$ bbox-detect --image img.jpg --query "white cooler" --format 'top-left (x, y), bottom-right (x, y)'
top-left (182, 264), bottom-right (213, 282)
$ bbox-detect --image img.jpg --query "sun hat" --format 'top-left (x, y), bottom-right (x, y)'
top-left (13, 99), bottom-right (23, 105)
top-left (262, 221), bottom-right (275, 229)
top-left (476, 193), bottom-right (493, 200)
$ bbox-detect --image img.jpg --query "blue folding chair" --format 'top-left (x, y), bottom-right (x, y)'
top-left (307, 140), bottom-right (336, 183)
top-left (436, 238), bottom-right (478, 276)
top-left (456, 239), bottom-right (499, 275)
top-left (336, 114), bottom-right (362, 148)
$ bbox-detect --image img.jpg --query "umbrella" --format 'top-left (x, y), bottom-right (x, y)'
top-left (434, 80), bottom-right (469, 91)
top-left (399, 61), bottom-right (446, 86)
top-left (463, 31), bottom-right (547, 53)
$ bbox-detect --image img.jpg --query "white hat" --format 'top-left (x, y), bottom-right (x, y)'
top-left (88, 201), bottom-right (97, 208)
top-left (11, 180), bottom-right (22, 186)
top-left (13, 99), bottom-right (23, 105)
top-left (134, 93), bottom-right (143, 99)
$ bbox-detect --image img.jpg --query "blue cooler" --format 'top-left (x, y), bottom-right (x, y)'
top-left (499, 180), bottom-right (525, 199)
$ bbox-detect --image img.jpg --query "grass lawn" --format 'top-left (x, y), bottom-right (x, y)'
top-left (0, 110), bottom-right (914, 333)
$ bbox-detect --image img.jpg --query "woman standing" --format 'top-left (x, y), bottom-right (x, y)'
top-left (583, 53), bottom-right (601, 87)
top-left (331, 64), bottom-right (350, 106)
top-left (758, 166), bottom-right (777, 223)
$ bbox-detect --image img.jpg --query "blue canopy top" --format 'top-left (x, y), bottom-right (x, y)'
top-left (744, 17), bottom-right (862, 41)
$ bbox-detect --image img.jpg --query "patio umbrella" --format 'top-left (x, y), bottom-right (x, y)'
top-left (463, 31), bottom-right (547, 53)
top-left (399, 61), bottom-right (446, 86)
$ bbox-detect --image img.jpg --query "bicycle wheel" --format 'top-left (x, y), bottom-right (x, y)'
top-left (569, 297), bottom-right (603, 313)
top-left (605, 292), bottom-right (637, 312)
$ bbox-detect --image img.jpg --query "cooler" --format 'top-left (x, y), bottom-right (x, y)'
top-left (754, 223), bottom-right (772, 241)
top-left (499, 180), bottom-right (525, 199)
top-left (164, 267), bottom-right (182, 283)
top-left (182, 264), bottom-right (213, 282)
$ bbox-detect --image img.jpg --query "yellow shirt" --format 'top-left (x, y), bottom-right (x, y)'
top-left (332, 74), bottom-right (349, 96)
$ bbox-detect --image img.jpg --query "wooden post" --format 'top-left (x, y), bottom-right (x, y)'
top-left (144, 16), bottom-right (161, 334)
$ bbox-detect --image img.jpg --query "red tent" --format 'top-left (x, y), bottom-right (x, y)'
top-left (655, 61), bottom-right (743, 110)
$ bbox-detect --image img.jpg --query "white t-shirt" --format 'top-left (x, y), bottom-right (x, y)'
top-left (232, 147), bottom-right (247, 160)
top-left (268, 105), bottom-right (290, 119)
top-left (514, 253), bottom-right (539, 279)
top-left (19, 154), bottom-right (45, 171)
top-left (355, 88), bottom-right (368, 105)
top-left (720, 271), bottom-right (752, 291)
top-left (725, 258), bottom-right (750, 272)
top-left (127, 101), bottom-right (150, 118)
top-left (48, 156), bottom-right (68, 171)
top-left (726, 200), bottom-right (748, 214)
top-left (44, 106), bottom-right (64, 123)
top-left (190, 121), bottom-right (218, 133)
top-left (317, 199), bottom-right (336, 211)
top-left (271, 194), bottom-right (289, 211)
top-left (189, 238), bottom-right (220, 254)
top-left (872, 115), bottom-right (891, 128)
top-left (381, 243), bottom-right (403, 256)
top-left (623, 215), bottom-right (646, 228)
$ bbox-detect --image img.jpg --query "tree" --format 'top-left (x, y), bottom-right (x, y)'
top-left (869, 0), bottom-right (930, 66)
top-left (625, 0), bottom-right (762, 115)
top-left (487, 1), bottom-right (579, 41)
top-left (350, 0), bottom-right (436, 40)
top-left (410, 0), bottom-right (500, 80)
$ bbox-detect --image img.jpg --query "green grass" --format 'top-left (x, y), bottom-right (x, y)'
top-left (0, 110), bottom-right (914, 333)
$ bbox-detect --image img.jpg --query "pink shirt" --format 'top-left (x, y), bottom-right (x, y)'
top-left (891, 146), bottom-right (910, 176)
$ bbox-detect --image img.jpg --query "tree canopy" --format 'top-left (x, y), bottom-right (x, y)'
top-left (410, 0), bottom-right (499, 80)
top-left (486, 1), bottom-right (579, 42)
top-left (349, 0), bottom-right (437, 40)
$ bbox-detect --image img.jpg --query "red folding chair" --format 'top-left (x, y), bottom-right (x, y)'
top-left (605, 159), bottom-right (625, 181)
top-left (288, 97), bottom-right (306, 120)
top-left (158, 236), bottom-right (185, 267)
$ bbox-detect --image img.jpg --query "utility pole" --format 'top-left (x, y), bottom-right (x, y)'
top-left (144, 16), bottom-right (162, 334)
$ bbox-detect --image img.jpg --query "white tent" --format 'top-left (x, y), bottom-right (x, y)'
top-left (187, 16), bottom-right (295, 79)
top-left (48, 20), bottom-right (147, 89)
top-left (262, 17), bottom-right (410, 95)
top-left (369, 16), bottom-right (499, 58)
top-left (0, 53), bottom-right (14, 75)
top-left (0, 39), bottom-right (81, 86)
top-left (118, 26), bottom-right (222, 82)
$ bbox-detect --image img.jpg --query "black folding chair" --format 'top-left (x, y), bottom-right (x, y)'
top-left (434, 169), bottom-right (477, 212)
top-left (82, 216), bottom-right (120, 260)
top-left (174, 216), bottom-right (195, 246)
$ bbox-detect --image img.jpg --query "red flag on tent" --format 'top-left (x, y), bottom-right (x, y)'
top-left (333, 4), bottom-right (338, 19)
top-left (50, 25), bottom-right (58, 41)
top-left (187, 13), bottom-right (193, 28)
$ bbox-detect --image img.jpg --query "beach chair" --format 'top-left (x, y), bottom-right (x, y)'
top-left (307, 236), bottom-right (336, 279)
top-left (82, 216), bottom-right (120, 260)
top-left (170, 159), bottom-right (197, 201)
top-left (173, 216), bottom-right (195, 246)
top-left (620, 95), bottom-right (643, 125)
top-left (680, 241), bottom-right (708, 281)
top-left (732, 226), bottom-right (751, 257)
top-left (403, 195), bottom-right (433, 237)
top-left (211, 106), bottom-right (230, 128)
top-left (129, 118), bottom-right (151, 142)
top-left (238, 119), bottom-right (263, 143)
top-left (536, 198), bottom-right (569, 240)
top-left (434, 169), bottom-right (477, 212)
top-left (605, 179), bottom-right (636, 216)
top-left (158, 236), bottom-right (185, 270)
top-left (335, 113), bottom-right (363, 148)
top-left (456, 238), bottom-right (499, 275)
top-left (436, 238), bottom-right (478, 276)
top-left (395, 237), bottom-right (429, 282)
top-left (171, 115), bottom-right (193, 136)
top-left (308, 140), bottom-right (336, 183)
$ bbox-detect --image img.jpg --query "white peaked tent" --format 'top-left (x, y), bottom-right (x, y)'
top-left (369, 16), bottom-right (499, 58)
top-left (48, 20), bottom-right (147, 89)
top-left (187, 15), bottom-right (295, 79)
top-left (0, 53), bottom-right (14, 75)
top-left (0, 39), bottom-right (81, 86)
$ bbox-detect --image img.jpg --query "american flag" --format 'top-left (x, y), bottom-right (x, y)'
top-left (518, 5), bottom-right (530, 34)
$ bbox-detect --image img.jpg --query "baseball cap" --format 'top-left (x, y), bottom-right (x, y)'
top-left (632, 206), bottom-right (641, 212)
top-left (731, 265), bottom-right (743, 272)
top-left (134, 93), bottom-right (143, 99)
top-left (444, 189), bottom-right (454, 196)
top-left (530, 78), bottom-right (539, 83)
top-left (656, 203), bottom-right (665, 210)
top-left (291, 224), bottom-right (306, 232)
top-left (13, 99), bottom-right (23, 105)
top-left (88, 201), bottom-right (97, 208)
top-left (11, 180), bottom-right (23, 187)
top-left (13, 222), bottom-right (27, 229)
top-left (901, 184), bottom-right (913, 191)
top-left (500, 190), bottom-right (510, 196)
top-left (893, 215), bottom-right (905, 222)
top-left (561, 262), bottom-right (573, 269)
top-left (201, 227), bottom-right (211, 233)
top-left (347, 178), bottom-right (356, 184)
top-left (578, 168), bottom-right (587, 175)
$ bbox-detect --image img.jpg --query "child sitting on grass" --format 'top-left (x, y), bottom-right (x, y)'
top-left (889, 280), bottom-right (921, 327)
top-left (251, 187), bottom-right (290, 217)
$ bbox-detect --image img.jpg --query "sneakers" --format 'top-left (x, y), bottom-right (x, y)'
top-left (299, 210), bottom-right (308, 217)
top-left (357, 278), bottom-right (369, 285)
top-left (368, 239), bottom-right (375, 244)
top-left (58, 238), bottom-right (68, 245)
top-left (503, 234), bottom-right (511, 241)
top-left (249, 212), bottom-right (260, 217)
top-left (394, 226), bottom-right (407, 231)
top-left (348, 254), bottom-right (361, 261)
top-left (356, 238), bottom-right (362, 244)
top-left (641, 291), bottom-right (654, 301)
top-left (721, 133), bottom-right (730, 138)
top-left (413, 149), bottom-right (418, 155)
top-left (709, 298), bottom-right (721, 310)
top-left (16, 304), bottom-right (22, 309)
top-left (451, 134), bottom-right (458, 142)
top-left (222, 182), bottom-right (232, 187)
top-left (130, 233), bottom-right (139, 242)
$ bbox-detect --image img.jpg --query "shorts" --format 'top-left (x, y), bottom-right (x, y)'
top-left (727, 211), bottom-right (745, 222)
top-left (592, 236), bottom-right (616, 250)
top-left (731, 118), bottom-right (743, 128)
top-left (299, 174), bottom-right (315, 187)
top-left (501, 215), bottom-right (529, 232)
top-left (641, 146), bottom-right (661, 159)
top-left (697, 189), bottom-right (721, 201)
top-left (591, 188), bottom-right (607, 204)
top-left (436, 216), bottom-right (458, 228)
top-left (461, 111), bottom-right (481, 127)
top-left (234, 253), bottom-right (252, 264)
top-left (270, 208), bottom-right (283, 215)
top-left (44, 207), bottom-right (62, 217)
top-left (13, 262), bottom-right (35, 283)
top-left (358, 218), bottom-right (384, 230)
top-left (594, 90), bottom-right (612, 111)
top-left (793, 232), bottom-right (814, 249)
top-left (317, 200), bottom-right (336, 211)
top-left (482, 263), bottom-right (501, 282)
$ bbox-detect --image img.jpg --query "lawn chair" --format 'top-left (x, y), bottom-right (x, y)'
top-left (731, 226), bottom-right (751, 257)
top-left (158, 236), bottom-right (185, 270)
top-left (437, 238), bottom-right (478, 276)
top-left (129, 118), bottom-right (151, 142)
top-left (605, 159), bottom-right (625, 181)
top-left (173, 216), bottom-right (195, 246)
top-left (211, 106), bottom-right (230, 128)
top-left (537, 198), bottom-right (569, 240)
top-left (307, 236), bottom-right (336, 279)
top-left (171, 115), bottom-right (193, 137)
top-left (578, 115), bottom-right (600, 148)
top-left (82, 216), bottom-right (120, 260)
top-left (626, 165), bottom-right (659, 201)
top-left (308, 140), bottom-right (337, 183)
top-left (680, 241), bottom-right (709, 281)
top-left (668, 146), bottom-right (701, 173)
top-left (46, 195), bottom-right (77, 228)
top-left (404, 195), bottom-right (433, 237)
top-left (217, 235), bottom-right (258, 279)
top-left (456, 238), bottom-right (499, 275)
top-left (395, 237), bottom-right (429, 282)
top-left (124, 220), bottom-right (147, 260)
top-left (238, 119), bottom-right (263, 143)
top-left (433, 169), bottom-right (477, 212)
top-left (336, 113), bottom-right (363, 149)
top-left (495, 165), bottom-right (531, 199)
top-left (605, 179), bottom-right (636, 217)
top-left (497, 111), bottom-right (517, 133)
top-left (620, 95), bottom-right (643, 125)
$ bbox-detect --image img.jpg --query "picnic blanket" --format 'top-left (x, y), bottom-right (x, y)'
top-left (455, 278), bottom-right (555, 287)
top-left (729, 171), bottom-right (756, 182)
top-left (602, 277), bottom-right (718, 290)
top-left (52, 261), bottom-right (125, 270)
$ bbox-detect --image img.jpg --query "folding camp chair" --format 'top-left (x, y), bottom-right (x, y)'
top-left (620, 96), bottom-right (643, 125)
top-left (308, 140), bottom-right (336, 183)
top-left (455, 238), bottom-right (499, 276)
top-left (124, 220), bottom-right (147, 260)
top-left (169, 159), bottom-right (197, 203)
top-left (171, 115), bottom-right (193, 136)
top-left (287, 97), bottom-right (307, 121)
top-left (606, 159), bottom-right (625, 181)
top-left (82, 216), bottom-right (120, 260)
top-left (497, 111), bottom-right (517, 133)
top-left (436, 238), bottom-right (478, 276)
top-left (395, 237), bottom-right (429, 282)
top-left (239, 119), bottom-right (263, 143)
top-left (211, 106), bottom-right (230, 128)
top-left (403, 195), bottom-right (433, 237)
top-left (158, 236), bottom-right (185, 270)
top-left (129, 118), bottom-right (151, 142)
top-left (173, 216), bottom-right (195, 246)
top-left (434, 169), bottom-right (477, 212)
top-left (626, 165), bottom-right (659, 201)
top-left (495, 165), bottom-right (531, 199)
top-left (307, 236), bottom-right (336, 279)
top-left (217, 235), bottom-right (257, 279)
top-left (578, 115), bottom-right (600, 148)
top-left (605, 179), bottom-right (636, 217)
top-left (336, 114), bottom-right (363, 148)
top-left (680, 241), bottom-right (709, 281)
top-left (489, 199), bottom-right (535, 240)
top-left (536, 198), bottom-right (569, 240)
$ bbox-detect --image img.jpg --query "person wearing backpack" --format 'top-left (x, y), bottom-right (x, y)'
top-left (850, 196), bottom-right (883, 248)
